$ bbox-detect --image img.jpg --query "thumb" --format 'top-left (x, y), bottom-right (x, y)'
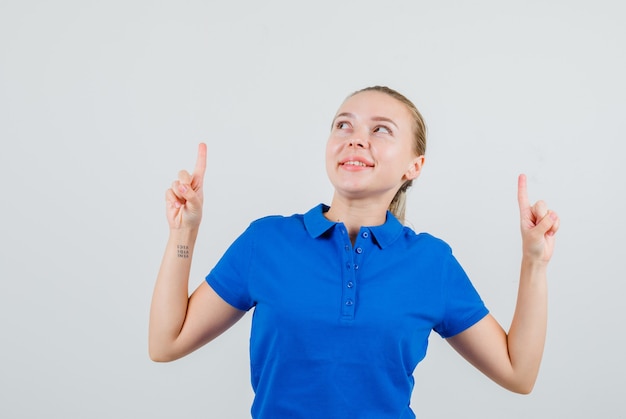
top-left (533, 210), bottom-right (559, 237)
top-left (176, 181), bottom-right (203, 212)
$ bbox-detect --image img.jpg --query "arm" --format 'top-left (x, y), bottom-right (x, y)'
top-left (446, 174), bottom-right (560, 394)
top-left (148, 143), bottom-right (245, 362)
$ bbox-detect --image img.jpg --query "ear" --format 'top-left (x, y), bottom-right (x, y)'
top-left (403, 155), bottom-right (425, 181)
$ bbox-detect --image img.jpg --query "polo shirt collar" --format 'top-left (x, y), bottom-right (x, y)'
top-left (303, 204), bottom-right (336, 238)
top-left (303, 204), bottom-right (405, 249)
top-left (368, 212), bottom-right (404, 249)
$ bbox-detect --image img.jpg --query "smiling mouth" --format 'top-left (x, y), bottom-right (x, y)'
top-left (340, 158), bottom-right (375, 168)
top-left (342, 160), bottom-right (369, 167)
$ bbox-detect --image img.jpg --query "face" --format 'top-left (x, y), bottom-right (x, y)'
top-left (325, 90), bottom-right (424, 203)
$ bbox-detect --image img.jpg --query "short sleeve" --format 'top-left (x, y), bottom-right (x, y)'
top-left (205, 224), bottom-right (256, 311)
top-left (434, 249), bottom-right (489, 338)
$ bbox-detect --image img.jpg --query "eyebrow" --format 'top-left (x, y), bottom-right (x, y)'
top-left (370, 116), bottom-right (399, 130)
top-left (333, 112), bottom-right (399, 130)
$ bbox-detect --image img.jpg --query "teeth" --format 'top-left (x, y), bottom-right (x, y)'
top-left (344, 161), bottom-right (367, 167)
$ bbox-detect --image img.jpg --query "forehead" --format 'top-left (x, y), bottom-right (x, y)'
top-left (336, 90), bottom-right (411, 123)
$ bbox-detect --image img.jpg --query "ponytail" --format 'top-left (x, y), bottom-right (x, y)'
top-left (388, 180), bottom-right (412, 224)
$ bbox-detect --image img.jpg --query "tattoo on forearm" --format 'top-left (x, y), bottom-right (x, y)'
top-left (177, 245), bottom-right (189, 259)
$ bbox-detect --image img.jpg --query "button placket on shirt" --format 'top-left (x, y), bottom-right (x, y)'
top-left (340, 228), bottom-right (370, 320)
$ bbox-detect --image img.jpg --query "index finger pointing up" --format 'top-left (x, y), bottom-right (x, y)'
top-left (191, 142), bottom-right (207, 189)
top-left (517, 173), bottom-right (530, 210)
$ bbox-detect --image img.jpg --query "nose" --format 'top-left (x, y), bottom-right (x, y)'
top-left (349, 139), bottom-right (365, 148)
top-left (348, 131), bottom-right (369, 148)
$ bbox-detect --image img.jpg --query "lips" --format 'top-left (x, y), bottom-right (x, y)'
top-left (339, 156), bottom-right (374, 168)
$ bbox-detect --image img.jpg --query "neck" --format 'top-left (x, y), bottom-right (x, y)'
top-left (324, 194), bottom-right (389, 242)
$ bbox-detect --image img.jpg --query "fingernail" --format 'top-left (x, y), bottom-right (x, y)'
top-left (549, 212), bottom-right (557, 220)
top-left (179, 185), bottom-right (188, 193)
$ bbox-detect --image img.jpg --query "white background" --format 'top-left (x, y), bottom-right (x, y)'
top-left (1, 0), bottom-right (624, 417)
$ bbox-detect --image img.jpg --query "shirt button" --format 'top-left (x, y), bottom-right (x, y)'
top-left (354, 265), bottom-right (359, 270)
top-left (344, 245), bottom-right (350, 251)
top-left (347, 281), bottom-right (353, 288)
top-left (362, 232), bottom-right (369, 238)
top-left (355, 247), bottom-right (363, 254)
top-left (345, 263), bottom-right (351, 269)
top-left (345, 299), bottom-right (353, 306)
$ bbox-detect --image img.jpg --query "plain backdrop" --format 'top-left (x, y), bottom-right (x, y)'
top-left (1, 0), bottom-right (624, 417)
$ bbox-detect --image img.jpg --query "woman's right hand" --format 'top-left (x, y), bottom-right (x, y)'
top-left (165, 143), bottom-right (207, 230)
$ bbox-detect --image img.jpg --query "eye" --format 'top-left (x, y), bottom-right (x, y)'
top-left (335, 121), bottom-right (350, 130)
top-left (373, 125), bottom-right (391, 134)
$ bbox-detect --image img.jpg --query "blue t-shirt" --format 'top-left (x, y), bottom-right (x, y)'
top-left (207, 204), bottom-right (488, 419)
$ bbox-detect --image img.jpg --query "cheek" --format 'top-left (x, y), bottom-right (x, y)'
top-left (324, 140), bottom-right (336, 170)
top-left (381, 146), bottom-right (414, 176)
top-left (325, 136), bottom-right (340, 158)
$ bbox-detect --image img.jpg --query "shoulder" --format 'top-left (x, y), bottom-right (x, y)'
top-left (400, 229), bottom-right (453, 255)
top-left (246, 212), bottom-right (306, 235)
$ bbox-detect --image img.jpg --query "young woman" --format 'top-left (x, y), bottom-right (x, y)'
top-left (149, 86), bottom-right (560, 418)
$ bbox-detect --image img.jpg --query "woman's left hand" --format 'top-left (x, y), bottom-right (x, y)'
top-left (517, 174), bottom-right (560, 263)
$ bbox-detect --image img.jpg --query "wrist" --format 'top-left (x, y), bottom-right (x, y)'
top-left (520, 257), bottom-right (549, 282)
top-left (522, 255), bottom-right (548, 267)
top-left (168, 227), bottom-right (199, 245)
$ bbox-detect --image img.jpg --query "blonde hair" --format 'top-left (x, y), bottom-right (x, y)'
top-left (349, 86), bottom-right (427, 223)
